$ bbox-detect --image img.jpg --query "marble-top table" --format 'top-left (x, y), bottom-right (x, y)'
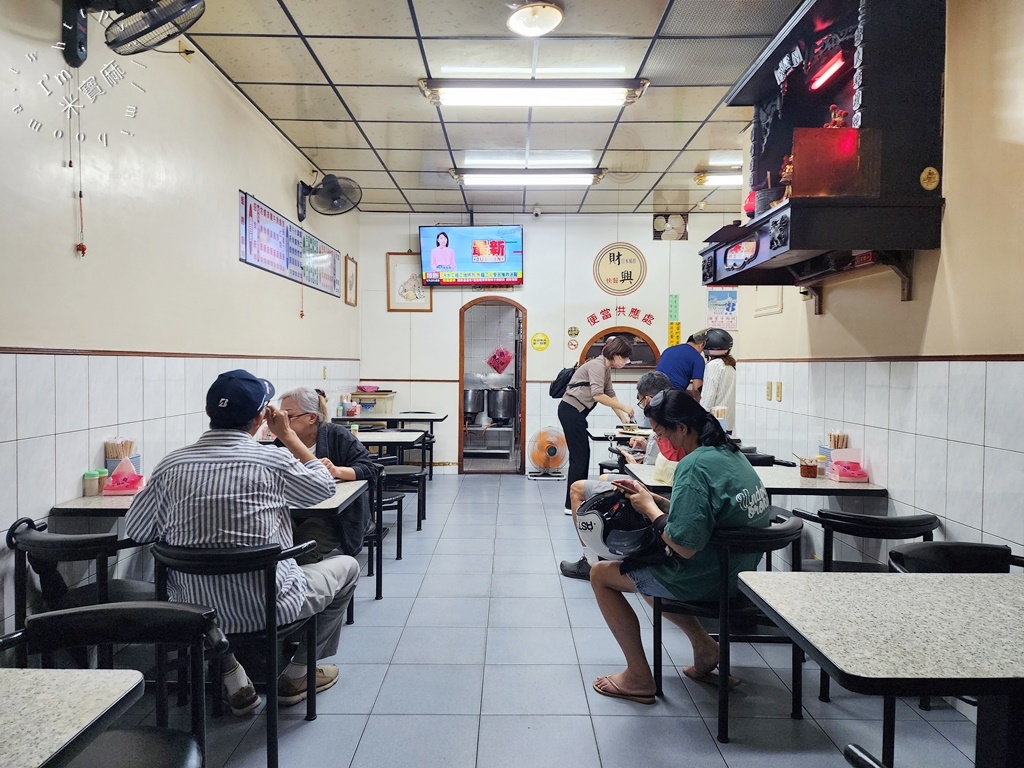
top-left (740, 572), bottom-right (1024, 768)
top-left (332, 412), bottom-right (447, 428)
top-left (587, 426), bottom-right (652, 441)
top-left (625, 462), bottom-right (887, 498)
top-left (0, 668), bottom-right (143, 768)
top-left (51, 479), bottom-right (367, 519)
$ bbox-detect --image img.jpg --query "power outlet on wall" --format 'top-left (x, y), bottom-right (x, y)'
top-left (775, 381), bottom-right (783, 402)
top-left (765, 381), bottom-right (773, 400)
top-left (322, 365), bottom-right (327, 380)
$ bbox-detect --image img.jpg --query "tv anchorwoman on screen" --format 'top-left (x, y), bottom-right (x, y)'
top-left (430, 231), bottom-right (457, 271)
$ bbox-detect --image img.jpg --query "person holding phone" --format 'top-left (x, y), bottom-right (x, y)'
top-left (558, 371), bottom-right (671, 580)
top-left (587, 389), bottom-right (770, 704)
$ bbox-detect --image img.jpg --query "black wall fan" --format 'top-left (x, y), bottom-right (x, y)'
top-left (62, 0), bottom-right (206, 68)
top-left (297, 175), bottom-right (363, 222)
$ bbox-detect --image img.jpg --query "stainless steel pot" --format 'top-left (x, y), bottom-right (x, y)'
top-left (463, 389), bottom-right (484, 416)
top-left (486, 388), bottom-right (517, 422)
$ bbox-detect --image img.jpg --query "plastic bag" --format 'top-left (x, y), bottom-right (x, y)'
top-left (486, 346), bottom-right (513, 374)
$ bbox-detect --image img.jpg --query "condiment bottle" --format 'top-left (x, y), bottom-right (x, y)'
top-left (96, 468), bottom-right (110, 493)
top-left (816, 455), bottom-right (827, 477)
top-left (83, 470), bottom-right (100, 497)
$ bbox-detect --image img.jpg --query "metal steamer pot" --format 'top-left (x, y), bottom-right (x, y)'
top-left (463, 389), bottom-right (484, 418)
top-left (486, 387), bottom-right (517, 423)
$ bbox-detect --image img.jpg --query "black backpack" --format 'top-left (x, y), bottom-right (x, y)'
top-left (549, 365), bottom-right (588, 398)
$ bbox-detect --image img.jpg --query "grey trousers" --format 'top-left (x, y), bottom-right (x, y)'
top-left (291, 555), bottom-right (360, 665)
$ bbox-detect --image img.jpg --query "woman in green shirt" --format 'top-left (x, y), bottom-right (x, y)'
top-left (589, 389), bottom-right (770, 704)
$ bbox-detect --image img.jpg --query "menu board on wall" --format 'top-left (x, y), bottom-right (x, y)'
top-left (238, 191), bottom-right (341, 297)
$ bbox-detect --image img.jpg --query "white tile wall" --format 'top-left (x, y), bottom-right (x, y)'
top-left (0, 351), bottom-right (360, 630)
top-left (734, 357), bottom-right (1024, 565)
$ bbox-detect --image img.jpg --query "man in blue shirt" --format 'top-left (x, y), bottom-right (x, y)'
top-left (655, 329), bottom-right (707, 397)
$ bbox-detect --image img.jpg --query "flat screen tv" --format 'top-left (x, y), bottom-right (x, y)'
top-left (419, 225), bottom-right (523, 287)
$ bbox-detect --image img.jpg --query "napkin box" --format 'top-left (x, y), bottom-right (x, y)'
top-left (826, 449), bottom-right (869, 482)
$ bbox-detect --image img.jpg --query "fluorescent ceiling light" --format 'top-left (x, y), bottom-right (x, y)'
top-left (451, 168), bottom-right (606, 187)
top-left (694, 173), bottom-right (744, 186)
top-left (440, 66), bottom-right (626, 76)
top-left (461, 150), bottom-right (597, 168)
top-left (419, 78), bottom-right (649, 108)
top-left (506, 2), bottom-right (564, 37)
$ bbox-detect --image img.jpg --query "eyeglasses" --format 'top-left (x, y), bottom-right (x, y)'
top-left (637, 394), bottom-right (651, 406)
top-left (287, 412), bottom-right (313, 420)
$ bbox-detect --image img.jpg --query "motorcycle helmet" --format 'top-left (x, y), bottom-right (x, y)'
top-left (575, 490), bottom-right (660, 561)
top-left (704, 327), bottom-right (734, 357)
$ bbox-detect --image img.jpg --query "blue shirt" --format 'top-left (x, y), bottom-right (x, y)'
top-left (656, 343), bottom-right (706, 390)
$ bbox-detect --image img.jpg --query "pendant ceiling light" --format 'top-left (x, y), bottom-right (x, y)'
top-left (506, 1), bottom-right (564, 37)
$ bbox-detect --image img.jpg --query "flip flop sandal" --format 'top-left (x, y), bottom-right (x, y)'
top-left (592, 675), bottom-right (656, 705)
top-left (683, 666), bottom-right (741, 690)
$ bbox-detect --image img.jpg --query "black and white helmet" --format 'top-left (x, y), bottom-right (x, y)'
top-left (704, 328), bottom-right (734, 356)
top-left (575, 490), bottom-right (656, 561)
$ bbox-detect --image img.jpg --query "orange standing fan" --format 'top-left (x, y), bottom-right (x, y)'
top-left (527, 428), bottom-right (568, 481)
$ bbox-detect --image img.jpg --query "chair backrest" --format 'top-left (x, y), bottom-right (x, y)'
top-left (889, 541), bottom-right (1019, 574)
top-left (6, 517), bottom-right (136, 666)
top-left (710, 515), bottom-right (804, 556)
top-left (0, 601), bottom-right (226, 764)
top-left (815, 509), bottom-right (939, 540)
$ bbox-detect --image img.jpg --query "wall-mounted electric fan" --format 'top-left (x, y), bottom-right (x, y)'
top-left (63, 0), bottom-right (206, 68)
top-left (527, 427), bottom-right (569, 481)
top-left (297, 175), bottom-right (363, 222)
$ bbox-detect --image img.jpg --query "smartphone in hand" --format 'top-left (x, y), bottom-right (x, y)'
top-left (611, 479), bottom-right (638, 493)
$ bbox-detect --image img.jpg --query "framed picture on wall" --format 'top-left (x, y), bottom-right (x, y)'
top-left (386, 252), bottom-right (432, 312)
top-left (344, 255), bottom-right (358, 307)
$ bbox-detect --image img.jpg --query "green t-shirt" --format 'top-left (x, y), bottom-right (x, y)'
top-left (648, 446), bottom-right (771, 602)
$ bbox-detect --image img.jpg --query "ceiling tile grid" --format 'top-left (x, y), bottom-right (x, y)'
top-left (190, 0), bottom-right (802, 214)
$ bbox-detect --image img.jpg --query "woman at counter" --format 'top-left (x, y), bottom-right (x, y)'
top-left (588, 388), bottom-right (770, 703)
top-left (557, 335), bottom-right (635, 512)
top-left (277, 387), bottom-right (379, 564)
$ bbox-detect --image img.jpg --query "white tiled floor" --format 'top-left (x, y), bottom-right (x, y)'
top-left (118, 475), bottom-right (975, 768)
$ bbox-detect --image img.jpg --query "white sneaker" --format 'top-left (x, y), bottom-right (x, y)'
top-left (564, 507), bottom-right (573, 516)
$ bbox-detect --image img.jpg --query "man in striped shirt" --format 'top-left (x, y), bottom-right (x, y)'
top-left (126, 370), bottom-right (360, 715)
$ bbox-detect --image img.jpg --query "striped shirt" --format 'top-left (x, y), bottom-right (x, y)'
top-left (125, 429), bottom-right (335, 633)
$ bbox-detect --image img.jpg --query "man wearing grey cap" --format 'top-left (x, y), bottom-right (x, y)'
top-left (126, 369), bottom-right (359, 716)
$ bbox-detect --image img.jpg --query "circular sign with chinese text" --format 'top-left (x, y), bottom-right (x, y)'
top-left (530, 333), bottom-right (549, 351)
top-left (594, 243), bottom-right (646, 296)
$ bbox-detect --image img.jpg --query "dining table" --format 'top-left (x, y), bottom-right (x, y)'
top-left (740, 571), bottom-right (1024, 768)
top-left (50, 479), bottom-right (368, 519)
top-left (624, 461), bottom-right (887, 499)
top-left (0, 668), bottom-right (144, 768)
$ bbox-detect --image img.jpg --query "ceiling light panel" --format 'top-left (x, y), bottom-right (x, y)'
top-left (358, 122), bottom-right (450, 150)
top-left (641, 38), bottom-right (771, 86)
top-left (239, 84), bottom-right (349, 121)
top-left (285, 0), bottom-right (415, 36)
top-left (302, 148), bottom-right (385, 171)
top-left (275, 120), bottom-right (368, 149)
top-left (194, 37), bottom-right (326, 84)
top-left (660, 0), bottom-right (802, 36)
top-left (423, 40), bottom-right (535, 79)
top-left (606, 122), bottom-right (704, 151)
top-left (526, 124), bottom-right (612, 152)
top-left (336, 86), bottom-right (439, 123)
top-left (421, 79), bottom-right (648, 108)
top-left (309, 38), bottom-right (425, 86)
top-left (684, 122), bottom-right (751, 151)
top-left (377, 150), bottom-right (456, 173)
top-left (445, 124), bottom-right (530, 151)
top-left (536, 39), bottom-right (651, 80)
top-left (189, 0), bottom-right (292, 33)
